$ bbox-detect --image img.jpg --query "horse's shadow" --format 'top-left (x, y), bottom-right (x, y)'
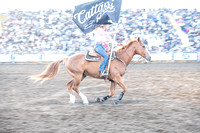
top-left (90, 99), bottom-right (149, 105)
top-left (65, 99), bottom-right (150, 108)
top-left (29, 99), bottom-right (150, 109)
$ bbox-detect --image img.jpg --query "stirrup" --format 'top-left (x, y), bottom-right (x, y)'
top-left (100, 71), bottom-right (108, 78)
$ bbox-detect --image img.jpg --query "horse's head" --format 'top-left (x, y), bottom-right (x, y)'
top-left (135, 37), bottom-right (151, 62)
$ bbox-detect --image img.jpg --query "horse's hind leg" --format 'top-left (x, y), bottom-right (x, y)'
top-left (66, 80), bottom-right (76, 104)
top-left (72, 75), bottom-right (89, 105)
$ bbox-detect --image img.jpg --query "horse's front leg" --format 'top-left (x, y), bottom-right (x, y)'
top-left (113, 76), bottom-right (127, 104)
top-left (96, 81), bottom-right (116, 102)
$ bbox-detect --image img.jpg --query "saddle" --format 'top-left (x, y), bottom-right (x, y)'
top-left (85, 50), bottom-right (115, 62)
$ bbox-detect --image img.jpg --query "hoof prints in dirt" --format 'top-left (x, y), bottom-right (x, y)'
top-left (0, 63), bottom-right (200, 133)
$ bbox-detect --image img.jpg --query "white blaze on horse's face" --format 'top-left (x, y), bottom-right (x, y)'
top-left (136, 37), bottom-right (151, 62)
top-left (143, 46), bottom-right (151, 62)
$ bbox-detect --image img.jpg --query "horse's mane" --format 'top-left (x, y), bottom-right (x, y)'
top-left (115, 39), bottom-right (137, 53)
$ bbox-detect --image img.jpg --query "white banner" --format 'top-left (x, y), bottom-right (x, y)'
top-left (0, 54), bottom-right (11, 62)
top-left (42, 54), bottom-right (68, 61)
top-left (14, 54), bottom-right (40, 62)
top-left (174, 53), bottom-right (197, 60)
top-left (0, 52), bottom-right (199, 63)
top-left (150, 52), bottom-right (173, 60)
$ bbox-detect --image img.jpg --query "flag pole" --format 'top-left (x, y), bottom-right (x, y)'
top-left (105, 23), bottom-right (118, 76)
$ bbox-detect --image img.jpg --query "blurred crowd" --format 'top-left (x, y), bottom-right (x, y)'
top-left (0, 8), bottom-right (199, 54)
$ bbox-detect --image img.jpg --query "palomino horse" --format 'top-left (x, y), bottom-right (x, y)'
top-left (30, 37), bottom-right (151, 104)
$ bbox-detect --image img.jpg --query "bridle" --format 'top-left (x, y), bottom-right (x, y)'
top-left (115, 43), bottom-right (147, 71)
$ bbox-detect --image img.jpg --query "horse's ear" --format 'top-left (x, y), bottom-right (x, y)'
top-left (137, 37), bottom-right (141, 42)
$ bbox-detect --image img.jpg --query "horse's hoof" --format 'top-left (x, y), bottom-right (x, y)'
top-left (69, 99), bottom-right (75, 104)
top-left (113, 100), bottom-right (118, 104)
top-left (83, 99), bottom-right (89, 105)
top-left (83, 102), bottom-right (89, 106)
top-left (69, 101), bottom-right (75, 105)
top-left (96, 97), bottom-right (101, 103)
top-left (69, 94), bottom-right (75, 104)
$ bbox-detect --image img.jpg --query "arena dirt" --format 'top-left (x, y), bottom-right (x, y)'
top-left (0, 62), bottom-right (200, 133)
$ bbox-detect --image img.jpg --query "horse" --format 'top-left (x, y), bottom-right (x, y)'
top-left (30, 37), bottom-right (151, 105)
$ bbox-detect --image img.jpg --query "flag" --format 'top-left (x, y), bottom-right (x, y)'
top-left (73, 0), bottom-right (122, 34)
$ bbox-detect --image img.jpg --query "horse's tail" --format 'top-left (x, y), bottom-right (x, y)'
top-left (30, 58), bottom-right (68, 83)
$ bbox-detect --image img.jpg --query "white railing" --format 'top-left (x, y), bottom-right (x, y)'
top-left (0, 52), bottom-right (199, 63)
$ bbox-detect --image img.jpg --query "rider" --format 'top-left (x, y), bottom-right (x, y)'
top-left (94, 23), bottom-right (113, 78)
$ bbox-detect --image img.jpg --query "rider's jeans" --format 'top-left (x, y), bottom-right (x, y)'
top-left (94, 43), bottom-right (109, 72)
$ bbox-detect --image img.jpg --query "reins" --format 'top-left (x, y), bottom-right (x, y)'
top-left (115, 52), bottom-right (127, 71)
top-left (125, 50), bottom-right (132, 61)
top-left (114, 41), bottom-right (135, 71)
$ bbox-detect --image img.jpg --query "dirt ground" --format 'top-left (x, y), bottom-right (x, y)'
top-left (0, 62), bottom-right (200, 133)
